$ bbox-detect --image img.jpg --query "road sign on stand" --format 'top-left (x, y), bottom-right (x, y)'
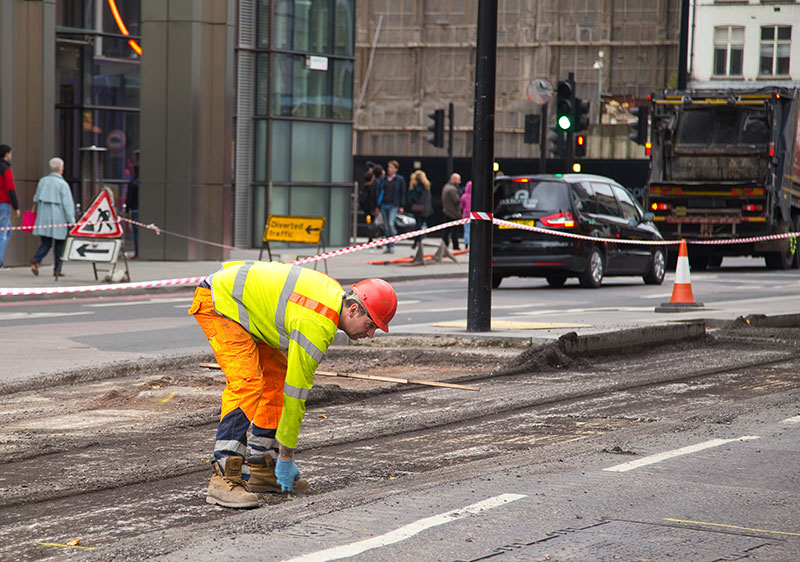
top-left (69, 188), bottom-right (124, 238)
top-left (65, 238), bottom-right (122, 263)
top-left (63, 187), bottom-right (130, 282)
top-left (259, 215), bottom-right (327, 272)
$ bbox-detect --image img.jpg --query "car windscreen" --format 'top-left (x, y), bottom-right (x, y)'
top-left (493, 180), bottom-right (571, 215)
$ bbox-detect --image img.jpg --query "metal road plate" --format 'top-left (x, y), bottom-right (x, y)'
top-left (455, 520), bottom-right (772, 562)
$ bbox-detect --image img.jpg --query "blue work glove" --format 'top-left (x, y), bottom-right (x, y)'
top-left (275, 458), bottom-right (300, 492)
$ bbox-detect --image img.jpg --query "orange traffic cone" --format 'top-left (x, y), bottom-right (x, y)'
top-left (655, 239), bottom-right (704, 312)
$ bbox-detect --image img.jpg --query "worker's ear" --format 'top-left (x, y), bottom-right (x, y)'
top-left (347, 303), bottom-right (360, 318)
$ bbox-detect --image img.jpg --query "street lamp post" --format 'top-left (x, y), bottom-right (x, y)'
top-left (592, 50), bottom-right (604, 124)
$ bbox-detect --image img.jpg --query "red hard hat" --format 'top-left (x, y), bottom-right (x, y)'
top-left (351, 278), bottom-right (397, 332)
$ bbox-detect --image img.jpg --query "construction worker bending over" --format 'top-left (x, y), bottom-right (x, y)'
top-left (189, 260), bottom-right (397, 508)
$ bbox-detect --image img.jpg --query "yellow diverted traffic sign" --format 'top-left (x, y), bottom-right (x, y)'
top-left (263, 215), bottom-right (325, 244)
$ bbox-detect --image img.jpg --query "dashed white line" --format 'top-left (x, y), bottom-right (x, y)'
top-left (281, 493), bottom-right (527, 562)
top-left (781, 415), bottom-right (800, 424)
top-left (603, 436), bottom-right (760, 473)
top-left (0, 311), bottom-right (93, 321)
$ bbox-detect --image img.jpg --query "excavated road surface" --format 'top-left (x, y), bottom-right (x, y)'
top-left (2, 325), bottom-right (800, 560)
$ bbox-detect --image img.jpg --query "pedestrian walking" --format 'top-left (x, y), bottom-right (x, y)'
top-left (360, 163), bottom-right (379, 243)
top-left (441, 172), bottom-right (462, 250)
top-left (407, 169), bottom-right (433, 249)
top-left (460, 180), bottom-right (472, 249)
top-left (30, 158), bottom-right (75, 279)
top-left (189, 261), bottom-right (397, 508)
top-left (0, 145), bottom-right (20, 269)
top-left (376, 160), bottom-right (406, 253)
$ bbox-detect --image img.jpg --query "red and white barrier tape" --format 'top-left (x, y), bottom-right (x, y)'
top-left (0, 277), bottom-right (205, 297)
top-left (3, 212), bottom-right (800, 297)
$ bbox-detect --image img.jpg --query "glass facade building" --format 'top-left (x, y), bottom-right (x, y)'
top-left (0, 0), bottom-right (355, 265)
top-left (248, 0), bottom-right (355, 247)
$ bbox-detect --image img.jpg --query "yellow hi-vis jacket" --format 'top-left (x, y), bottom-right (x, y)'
top-left (208, 260), bottom-right (344, 448)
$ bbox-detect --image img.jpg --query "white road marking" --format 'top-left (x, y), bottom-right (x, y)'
top-left (638, 292), bottom-right (675, 300)
top-left (398, 299), bottom-right (420, 305)
top-left (603, 436), bottom-right (760, 473)
top-left (85, 297), bottom-right (194, 307)
top-left (282, 493), bottom-right (527, 562)
top-left (781, 415), bottom-right (800, 424)
top-left (0, 311), bottom-right (93, 321)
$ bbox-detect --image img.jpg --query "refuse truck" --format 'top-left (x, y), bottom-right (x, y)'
top-left (644, 87), bottom-right (800, 269)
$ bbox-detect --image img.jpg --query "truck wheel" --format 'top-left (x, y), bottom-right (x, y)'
top-left (689, 254), bottom-right (709, 270)
top-left (579, 247), bottom-right (604, 288)
top-left (643, 249), bottom-right (666, 285)
top-left (765, 219), bottom-right (795, 270)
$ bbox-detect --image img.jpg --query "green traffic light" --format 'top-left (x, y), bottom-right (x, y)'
top-left (557, 115), bottom-right (572, 130)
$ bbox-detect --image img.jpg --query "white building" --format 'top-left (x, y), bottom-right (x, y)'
top-left (689, 0), bottom-right (800, 90)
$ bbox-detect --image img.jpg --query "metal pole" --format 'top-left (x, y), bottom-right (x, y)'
top-left (466, 0), bottom-right (497, 333)
top-left (678, 0), bottom-right (690, 90)
top-left (539, 103), bottom-right (547, 173)
top-left (566, 73), bottom-right (575, 168)
top-left (447, 102), bottom-right (454, 177)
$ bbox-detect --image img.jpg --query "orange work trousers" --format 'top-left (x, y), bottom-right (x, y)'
top-left (190, 287), bottom-right (287, 432)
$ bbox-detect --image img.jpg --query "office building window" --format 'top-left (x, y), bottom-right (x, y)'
top-left (760, 25), bottom-right (791, 76)
top-left (713, 26), bottom-right (744, 77)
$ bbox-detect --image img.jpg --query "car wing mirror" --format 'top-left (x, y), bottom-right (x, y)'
top-left (642, 211), bottom-right (655, 222)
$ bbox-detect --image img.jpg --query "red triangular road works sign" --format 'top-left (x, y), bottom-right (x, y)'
top-left (69, 188), bottom-right (123, 238)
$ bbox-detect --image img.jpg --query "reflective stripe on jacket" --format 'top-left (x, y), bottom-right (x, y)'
top-left (209, 260), bottom-right (344, 448)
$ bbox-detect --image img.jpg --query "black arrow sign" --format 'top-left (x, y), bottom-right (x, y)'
top-left (76, 243), bottom-right (111, 257)
top-left (305, 225), bottom-right (321, 234)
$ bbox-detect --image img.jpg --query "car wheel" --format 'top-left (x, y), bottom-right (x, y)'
top-left (491, 275), bottom-right (503, 289)
top-left (579, 247), bottom-right (604, 288)
top-left (546, 274), bottom-right (568, 288)
top-left (643, 248), bottom-right (666, 285)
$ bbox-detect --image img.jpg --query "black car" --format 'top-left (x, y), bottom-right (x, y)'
top-left (492, 173), bottom-right (665, 288)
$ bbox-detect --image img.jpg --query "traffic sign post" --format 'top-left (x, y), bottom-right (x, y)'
top-left (259, 215), bottom-right (327, 272)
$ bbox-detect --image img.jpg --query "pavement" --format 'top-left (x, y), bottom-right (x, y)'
top-left (0, 237), bottom-right (795, 347)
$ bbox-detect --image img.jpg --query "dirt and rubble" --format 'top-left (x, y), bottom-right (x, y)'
top-left (2, 322), bottom-right (800, 560)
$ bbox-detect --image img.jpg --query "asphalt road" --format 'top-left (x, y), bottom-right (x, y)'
top-left (2, 322), bottom-right (799, 561)
top-left (3, 257), bottom-right (800, 386)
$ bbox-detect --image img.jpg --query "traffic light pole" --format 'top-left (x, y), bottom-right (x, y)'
top-left (467, 0), bottom-right (497, 333)
top-left (539, 103), bottom-right (547, 173)
top-left (566, 72), bottom-right (575, 168)
top-left (447, 102), bottom-right (454, 177)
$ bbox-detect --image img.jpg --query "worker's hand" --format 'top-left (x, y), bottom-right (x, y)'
top-left (274, 458), bottom-right (300, 492)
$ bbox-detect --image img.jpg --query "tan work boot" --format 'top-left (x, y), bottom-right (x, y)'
top-left (247, 455), bottom-right (310, 494)
top-left (206, 456), bottom-right (260, 508)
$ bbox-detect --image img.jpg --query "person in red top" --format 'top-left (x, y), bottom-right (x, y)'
top-left (0, 145), bottom-right (20, 269)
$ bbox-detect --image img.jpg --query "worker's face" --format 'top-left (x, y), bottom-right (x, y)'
top-left (388, 163), bottom-right (398, 176)
top-left (341, 303), bottom-right (378, 340)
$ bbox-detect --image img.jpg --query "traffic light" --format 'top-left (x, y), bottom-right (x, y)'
top-left (574, 97), bottom-right (590, 132)
top-left (575, 134), bottom-right (587, 157)
top-left (523, 114), bottom-right (540, 144)
top-left (555, 79), bottom-right (575, 132)
top-left (628, 105), bottom-right (649, 145)
top-left (548, 125), bottom-right (566, 159)
top-left (427, 108), bottom-right (445, 147)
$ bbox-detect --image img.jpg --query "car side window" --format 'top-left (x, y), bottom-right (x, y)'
top-left (590, 183), bottom-right (621, 217)
top-left (612, 185), bottom-right (640, 221)
top-left (571, 183), bottom-right (597, 215)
